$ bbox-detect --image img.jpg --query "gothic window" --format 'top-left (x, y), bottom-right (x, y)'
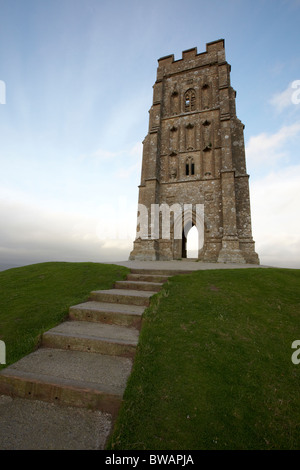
top-left (184, 89), bottom-right (196, 112)
top-left (185, 157), bottom-right (195, 176)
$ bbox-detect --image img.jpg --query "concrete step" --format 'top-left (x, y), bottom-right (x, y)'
top-left (69, 301), bottom-right (144, 328)
top-left (126, 273), bottom-right (170, 283)
top-left (0, 348), bottom-right (132, 416)
top-left (0, 395), bottom-right (112, 450)
top-left (0, 267), bottom-right (165, 449)
top-left (42, 321), bottom-right (139, 358)
top-left (115, 280), bottom-right (163, 292)
top-left (89, 289), bottom-right (156, 307)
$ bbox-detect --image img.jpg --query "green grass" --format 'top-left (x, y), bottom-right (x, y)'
top-left (107, 268), bottom-right (300, 450)
top-left (0, 262), bottom-right (129, 369)
top-left (1, 264), bottom-right (299, 449)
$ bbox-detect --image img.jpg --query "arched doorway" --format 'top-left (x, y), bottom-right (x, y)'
top-left (173, 206), bottom-right (204, 260)
top-left (187, 225), bottom-right (199, 258)
top-left (182, 223), bottom-right (199, 259)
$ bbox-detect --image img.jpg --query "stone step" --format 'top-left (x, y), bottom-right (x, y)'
top-left (42, 321), bottom-right (139, 358)
top-left (0, 267), bottom-right (165, 448)
top-left (126, 273), bottom-right (170, 283)
top-left (89, 289), bottom-right (156, 307)
top-left (0, 348), bottom-right (132, 416)
top-left (115, 280), bottom-right (163, 292)
top-left (0, 395), bottom-right (112, 450)
top-left (68, 301), bottom-right (145, 328)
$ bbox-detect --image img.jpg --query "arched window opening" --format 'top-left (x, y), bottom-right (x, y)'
top-left (185, 157), bottom-right (195, 176)
top-left (184, 89), bottom-right (196, 112)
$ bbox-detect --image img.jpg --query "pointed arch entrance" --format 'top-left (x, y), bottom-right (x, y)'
top-left (182, 224), bottom-right (203, 259)
top-left (173, 206), bottom-right (204, 260)
top-left (186, 225), bottom-right (199, 258)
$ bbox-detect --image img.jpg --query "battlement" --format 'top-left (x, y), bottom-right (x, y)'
top-left (157, 39), bottom-right (225, 69)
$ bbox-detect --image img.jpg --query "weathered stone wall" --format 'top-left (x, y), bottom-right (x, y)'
top-left (130, 40), bottom-right (259, 264)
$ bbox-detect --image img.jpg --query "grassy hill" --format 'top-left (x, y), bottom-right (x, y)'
top-left (0, 263), bottom-right (299, 449)
top-left (0, 262), bottom-right (129, 368)
top-left (107, 268), bottom-right (300, 450)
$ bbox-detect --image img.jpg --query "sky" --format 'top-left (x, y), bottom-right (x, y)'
top-left (0, 0), bottom-right (300, 269)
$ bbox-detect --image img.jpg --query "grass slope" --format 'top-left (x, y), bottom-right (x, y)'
top-left (0, 262), bottom-right (129, 369)
top-left (108, 268), bottom-right (300, 450)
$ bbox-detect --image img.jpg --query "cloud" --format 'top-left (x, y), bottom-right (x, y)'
top-left (0, 138), bottom-right (141, 268)
top-left (115, 161), bottom-right (141, 179)
top-left (270, 82), bottom-right (295, 113)
top-left (128, 142), bottom-right (143, 158)
top-left (80, 142), bottom-right (142, 169)
top-left (114, 142), bottom-right (142, 179)
top-left (80, 142), bottom-right (142, 181)
top-left (250, 164), bottom-right (300, 268)
top-left (246, 122), bottom-right (300, 267)
top-left (269, 80), bottom-right (300, 113)
top-left (1, 165), bottom-right (300, 270)
top-left (0, 192), bottom-right (134, 267)
top-left (246, 122), bottom-right (300, 167)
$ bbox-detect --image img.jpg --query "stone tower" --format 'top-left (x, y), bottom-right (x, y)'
top-left (130, 39), bottom-right (259, 264)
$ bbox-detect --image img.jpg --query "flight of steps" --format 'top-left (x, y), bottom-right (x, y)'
top-left (0, 269), bottom-right (171, 419)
